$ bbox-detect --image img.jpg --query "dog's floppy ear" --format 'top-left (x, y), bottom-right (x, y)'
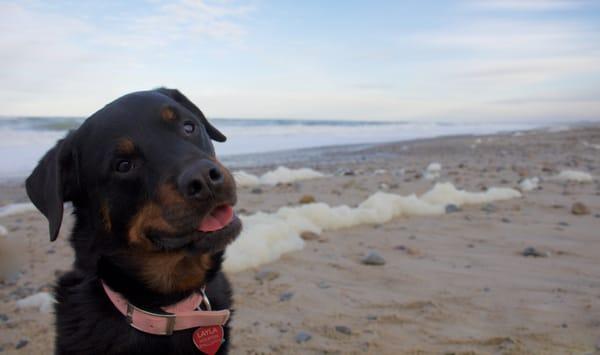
top-left (25, 131), bottom-right (77, 241)
top-left (156, 87), bottom-right (227, 142)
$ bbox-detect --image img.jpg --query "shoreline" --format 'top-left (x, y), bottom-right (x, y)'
top-left (1, 124), bottom-right (600, 354)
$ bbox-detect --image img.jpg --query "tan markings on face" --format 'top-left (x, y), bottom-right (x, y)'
top-left (135, 252), bottom-right (213, 293)
top-left (161, 106), bottom-right (177, 122)
top-left (127, 202), bottom-right (175, 250)
top-left (116, 138), bottom-right (135, 155)
top-left (100, 200), bottom-right (112, 232)
top-left (157, 183), bottom-right (186, 206)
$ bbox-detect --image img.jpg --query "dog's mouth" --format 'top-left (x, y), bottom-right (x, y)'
top-left (146, 203), bottom-right (242, 253)
top-left (198, 204), bottom-right (234, 232)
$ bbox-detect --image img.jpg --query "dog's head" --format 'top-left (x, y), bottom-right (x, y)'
top-left (26, 88), bottom-right (241, 263)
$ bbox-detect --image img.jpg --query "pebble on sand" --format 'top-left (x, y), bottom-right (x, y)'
top-left (361, 251), bottom-right (386, 265)
top-left (295, 331), bottom-right (312, 343)
top-left (279, 291), bottom-right (294, 302)
top-left (300, 231), bottom-right (320, 241)
top-left (481, 203), bottom-right (497, 213)
top-left (254, 269), bottom-right (280, 282)
top-left (335, 325), bottom-right (352, 335)
top-left (522, 247), bottom-right (548, 258)
top-left (571, 202), bottom-right (590, 215)
top-left (298, 195), bottom-right (316, 204)
top-left (445, 204), bottom-right (461, 214)
top-left (15, 339), bottom-right (28, 350)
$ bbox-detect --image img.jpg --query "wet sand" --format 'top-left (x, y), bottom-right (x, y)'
top-left (1, 126), bottom-right (599, 354)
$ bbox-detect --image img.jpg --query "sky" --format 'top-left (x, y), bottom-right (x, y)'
top-left (1, 0), bottom-right (600, 122)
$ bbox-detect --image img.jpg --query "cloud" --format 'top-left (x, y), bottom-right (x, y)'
top-left (0, 0), bottom-right (255, 115)
top-left (96, 0), bottom-right (255, 48)
top-left (468, 0), bottom-right (590, 11)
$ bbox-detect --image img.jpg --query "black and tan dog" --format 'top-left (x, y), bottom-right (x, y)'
top-left (26, 88), bottom-right (242, 354)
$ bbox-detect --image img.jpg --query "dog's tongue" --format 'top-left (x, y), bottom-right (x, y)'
top-left (198, 205), bottom-right (234, 232)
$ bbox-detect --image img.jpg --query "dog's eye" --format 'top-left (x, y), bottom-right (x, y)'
top-left (183, 121), bottom-right (196, 135)
top-left (115, 160), bottom-right (133, 173)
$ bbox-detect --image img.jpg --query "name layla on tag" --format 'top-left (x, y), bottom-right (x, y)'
top-left (192, 325), bottom-right (224, 355)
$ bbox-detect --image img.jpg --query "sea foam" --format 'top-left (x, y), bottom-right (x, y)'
top-left (0, 202), bottom-right (37, 218)
top-left (234, 166), bottom-right (325, 187)
top-left (551, 170), bottom-right (594, 183)
top-left (224, 182), bottom-right (521, 272)
top-left (16, 292), bottom-right (55, 313)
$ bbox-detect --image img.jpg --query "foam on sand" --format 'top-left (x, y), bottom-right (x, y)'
top-left (16, 292), bottom-right (55, 313)
top-left (424, 162), bottom-right (442, 180)
top-left (234, 166), bottom-right (325, 187)
top-left (224, 182), bottom-right (521, 272)
top-left (519, 177), bottom-right (539, 191)
top-left (0, 202), bottom-right (37, 218)
top-left (551, 170), bottom-right (594, 183)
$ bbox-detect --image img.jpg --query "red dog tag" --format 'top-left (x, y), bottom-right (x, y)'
top-left (192, 326), bottom-right (224, 355)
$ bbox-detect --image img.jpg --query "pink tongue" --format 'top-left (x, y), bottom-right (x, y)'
top-left (198, 205), bottom-right (234, 232)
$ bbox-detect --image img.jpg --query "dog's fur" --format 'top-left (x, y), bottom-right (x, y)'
top-left (26, 88), bottom-right (242, 355)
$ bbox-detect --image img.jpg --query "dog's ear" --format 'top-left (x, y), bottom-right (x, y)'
top-left (25, 131), bottom-right (77, 241)
top-left (156, 87), bottom-right (227, 142)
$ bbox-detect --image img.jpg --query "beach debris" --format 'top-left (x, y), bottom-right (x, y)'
top-left (481, 203), bottom-right (497, 213)
top-left (541, 162), bottom-right (556, 173)
top-left (279, 291), bottom-right (294, 302)
top-left (300, 231), bottom-right (319, 241)
top-left (374, 169), bottom-right (387, 175)
top-left (571, 202), bottom-right (590, 215)
top-left (0, 202), bottom-right (37, 218)
top-left (298, 195), bottom-right (316, 204)
top-left (0, 314), bottom-right (8, 322)
top-left (558, 221), bottom-right (569, 226)
top-left (335, 325), bottom-right (352, 335)
top-left (519, 177), bottom-right (539, 192)
top-left (317, 281), bottom-right (331, 289)
top-left (522, 247), bottom-right (548, 258)
top-left (445, 204), bottom-right (461, 214)
top-left (250, 187), bottom-right (263, 194)
top-left (295, 331), bottom-right (312, 343)
top-left (224, 182), bottom-right (521, 272)
top-left (361, 251), bottom-right (386, 265)
top-left (254, 269), bottom-right (280, 282)
top-left (379, 183), bottom-right (390, 190)
top-left (582, 141), bottom-right (600, 150)
top-left (340, 169), bottom-right (355, 176)
top-left (367, 315), bottom-right (378, 320)
top-left (1, 271), bottom-right (21, 286)
top-left (501, 217), bottom-right (511, 223)
top-left (394, 245), bottom-right (421, 256)
top-left (16, 292), bottom-right (55, 313)
top-left (15, 340), bottom-right (28, 350)
top-left (234, 166), bottom-right (325, 187)
top-left (550, 170), bottom-right (593, 183)
top-left (424, 162), bottom-right (442, 180)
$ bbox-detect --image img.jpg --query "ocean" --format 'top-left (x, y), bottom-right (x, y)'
top-left (0, 117), bottom-right (546, 180)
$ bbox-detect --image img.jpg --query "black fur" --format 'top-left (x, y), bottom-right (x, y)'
top-left (26, 89), bottom-right (241, 355)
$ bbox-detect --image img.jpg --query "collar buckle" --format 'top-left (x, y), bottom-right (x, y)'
top-left (126, 302), bottom-right (177, 335)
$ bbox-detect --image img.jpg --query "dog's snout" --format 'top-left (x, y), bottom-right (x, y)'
top-left (177, 160), bottom-right (225, 200)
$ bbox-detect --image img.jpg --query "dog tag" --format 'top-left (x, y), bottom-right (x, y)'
top-left (192, 325), bottom-right (224, 355)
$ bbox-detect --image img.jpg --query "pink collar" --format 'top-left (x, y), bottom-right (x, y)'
top-left (101, 281), bottom-right (230, 336)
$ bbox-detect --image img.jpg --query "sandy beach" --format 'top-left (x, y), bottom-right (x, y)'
top-left (1, 125), bottom-right (599, 354)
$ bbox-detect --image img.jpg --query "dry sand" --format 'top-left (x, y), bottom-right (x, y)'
top-left (1, 126), bottom-right (600, 354)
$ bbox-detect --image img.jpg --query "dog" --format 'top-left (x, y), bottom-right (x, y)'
top-left (26, 88), bottom-right (242, 354)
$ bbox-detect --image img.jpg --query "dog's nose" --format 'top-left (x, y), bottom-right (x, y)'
top-left (177, 160), bottom-right (224, 200)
